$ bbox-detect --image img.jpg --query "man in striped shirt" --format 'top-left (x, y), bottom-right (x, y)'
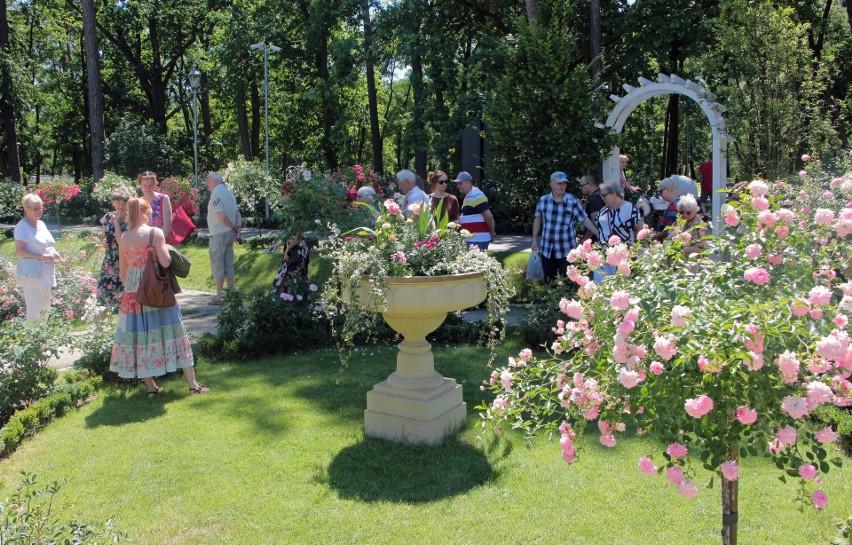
top-left (532, 171), bottom-right (599, 280)
top-left (453, 171), bottom-right (496, 250)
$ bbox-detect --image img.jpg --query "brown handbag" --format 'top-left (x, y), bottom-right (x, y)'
top-left (135, 230), bottom-right (176, 308)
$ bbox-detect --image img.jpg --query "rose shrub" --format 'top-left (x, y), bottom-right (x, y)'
top-left (480, 154), bottom-right (851, 537)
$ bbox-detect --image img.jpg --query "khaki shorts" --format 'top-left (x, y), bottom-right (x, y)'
top-left (209, 231), bottom-right (236, 279)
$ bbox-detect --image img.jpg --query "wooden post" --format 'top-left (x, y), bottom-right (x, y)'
top-left (721, 445), bottom-right (739, 545)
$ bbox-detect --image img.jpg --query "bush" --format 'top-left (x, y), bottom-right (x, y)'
top-left (0, 472), bottom-right (129, 543)
top-left (0, 317), bottom-right (73, 424)
top-left (73, 315), bottom-right (117, 379)
top-left (0, 374), bottom-right (99, 457)
top-left (813, 405), bottom-right (852, 456)
top-left (511, 279), bottom-right (579, 348)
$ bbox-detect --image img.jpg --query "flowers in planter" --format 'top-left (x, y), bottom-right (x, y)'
top-left (320, 197), bottom-right (513, 362)
top-left (479, 152), bottom-right (852, 522)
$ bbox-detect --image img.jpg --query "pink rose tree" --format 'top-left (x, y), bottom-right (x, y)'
top-left (479, 162), bottom-right (852, 544)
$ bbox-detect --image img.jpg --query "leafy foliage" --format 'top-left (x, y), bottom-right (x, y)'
top-left (0, 472), bottom-right (128, 543)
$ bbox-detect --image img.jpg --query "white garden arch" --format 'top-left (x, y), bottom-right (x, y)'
top-left (596, 73), bottom-right (730, 234)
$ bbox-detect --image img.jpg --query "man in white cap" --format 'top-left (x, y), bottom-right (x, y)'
top-left (395, 169), bottom-right (429, 216)
top-left (453, 171), bottom-right (495, 250)
top-left (532, 171), bottom-right (598, 280)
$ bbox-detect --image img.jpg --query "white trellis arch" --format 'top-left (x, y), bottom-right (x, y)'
top-left (596, 73), bottom-right (730, 234)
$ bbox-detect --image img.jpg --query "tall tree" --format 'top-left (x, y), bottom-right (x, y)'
top-left (361, 0), bottom-right (383, 172)
top-left (0, 0), bottom-right (22, 182)
top-left (81, 0), bottom-right (104, 182)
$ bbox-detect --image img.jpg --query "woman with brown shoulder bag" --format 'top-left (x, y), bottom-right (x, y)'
top-left (109, 197), bottom-right (209, 396)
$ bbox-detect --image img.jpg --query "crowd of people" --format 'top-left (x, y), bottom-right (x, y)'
top-left (14, 172), bottom-right (211, 397)
top-left (12, 160), bottom-right (709, 390)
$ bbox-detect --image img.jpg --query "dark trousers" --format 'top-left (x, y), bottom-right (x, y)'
top-left (541, 251), bottom-right (568, 280)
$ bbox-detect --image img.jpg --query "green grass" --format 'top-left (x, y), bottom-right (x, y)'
top-left (0, 343), bottom-right (849, 545)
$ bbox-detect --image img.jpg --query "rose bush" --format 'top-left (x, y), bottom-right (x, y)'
top-left (479, 154), bottom-right (851, 542)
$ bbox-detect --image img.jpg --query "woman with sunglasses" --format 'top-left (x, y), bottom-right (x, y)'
top-left (666, 195), bottom-right (707, 257)
top-left (427, 170), bottom-right (460, 223)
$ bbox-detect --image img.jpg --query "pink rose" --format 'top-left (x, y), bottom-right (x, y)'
top-left (725, 212), bottom-right (740, 226)
top-left (745, 243), bottom-right (762, 259)
top-left (610, 290), bottom-right (631, 311)
top-left (808, 286), bottom-right (832, 306)
top-left (811, 489), bottom-right (828, 511)
top-left (666, 466), bottom-right (684, 484)
top-left (801, 154), bottom-right (811, 161)
top-left (599, 433), bottom-right (616, 448)
top-left (814, 208), bottom-right (834, 225)
top-left (720, 460), bottom-right (739, 481)
top-left (775, 351), bottom-right (800, 383)
top-left (781, 396), bottom-right (809, 419)
top-left (667, 442), bottom-right (688, 459)
top-left (518, 348), bottom-right (533, 362)
top-left (559, 298), bottom-right (584, 320)
top-left (500, 370), bottom-right (513, 389)
top-left (617, 368), bottom-right (640, 389)
top-left (653, 334), bottom-right (678, 361)
top-left (384, 199), bottom-right (400, 215)
top-left (743, 267), bottom-right (770, 286)
top-left (776, 425), bottom-right (798, 447)
top-left (790, 299), bottom-right (811, 317)
top-left (735, 406), bottom-right (758, 425)
top-left (637, 227), bottom-right (653, 240)
top-left (684, 395), bottom-right (714, 418)
top-left (752, 196), bottom-right (770, 211)
top-left (814, 427), bottom-right (838, 444)
top-left (671, 305), bottom-right (692, 327)
top-left (748, 180), bottom-right (769, 197)
top-left (798, 464), bottom-right (817, 480)
top-left (677, 479), bottom-right (699, 498)
top-left (637, 457), bottom-right (657, 475)
top-left (767, 253), bottom-right (783, 266)
top-left (650, 361), bottom-right (665, 375)
top-left (491, 396), bottom-right (509, 411)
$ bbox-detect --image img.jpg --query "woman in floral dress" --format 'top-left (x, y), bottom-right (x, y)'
top-left (110, 197), bottom-right (209, 396)
top-left (96, 187), bottom-right (132, 309)
top-left (271, 236), bottom-right (310, 297)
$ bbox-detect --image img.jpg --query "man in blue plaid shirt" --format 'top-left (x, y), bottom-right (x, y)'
top-left (532, 171), bottom-right (599, 280)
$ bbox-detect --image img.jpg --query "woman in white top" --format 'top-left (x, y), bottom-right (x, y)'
top-left (14, 193), bottom-right (62, 321)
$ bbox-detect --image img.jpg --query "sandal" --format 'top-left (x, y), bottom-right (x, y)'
top-left (146, 387), bottom-right (164, 397)
top-left (189, 384), bottom-right (210, 395)
top-left (208, 297), bottom-right (222, 305)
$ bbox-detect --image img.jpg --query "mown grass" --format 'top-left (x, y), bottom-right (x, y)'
top-left (0, 343), bottom-right (849, 545)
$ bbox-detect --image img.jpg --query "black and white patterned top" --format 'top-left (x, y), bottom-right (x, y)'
top-left (596, 201), bottom-right (642, 246)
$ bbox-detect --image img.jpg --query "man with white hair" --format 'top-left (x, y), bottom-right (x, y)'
top-left (653, 177), bottom-right (681, 241)
top-left (395, 169), bottom-right (429, 216)
top-left (206, 171), bottom-right (241, 305)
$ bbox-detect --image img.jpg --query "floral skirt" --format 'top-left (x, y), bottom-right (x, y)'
top-left (109, 293), bottom-right (194, 379)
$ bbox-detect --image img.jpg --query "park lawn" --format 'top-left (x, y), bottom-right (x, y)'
top-left (0, 343), bottom-right (849, 545)
top-left (1, 233), bottom-right (523, 299)
top-left (0, 233), bottom-right (323, 296)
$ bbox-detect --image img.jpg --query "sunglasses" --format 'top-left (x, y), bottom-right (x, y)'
top-left (438, 179), bottom-right (448, 184)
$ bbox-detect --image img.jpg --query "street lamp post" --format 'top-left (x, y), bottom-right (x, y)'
top-left (249, 41), bottom-right (280, 218)
top-left (188, 65), bottom-right (201, 192)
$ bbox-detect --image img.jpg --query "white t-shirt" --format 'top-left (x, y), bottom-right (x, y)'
top-left (207, 183), bottom-right (238, 236)
top-left (14, 219), bottom-right (57, 288)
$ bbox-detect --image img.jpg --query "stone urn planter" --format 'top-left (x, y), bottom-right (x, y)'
top-left (356, 271), bottom-right (486, 445)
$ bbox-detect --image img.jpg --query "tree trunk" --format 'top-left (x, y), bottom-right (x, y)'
top-left (0, 0), bottom-right (22, 182)
top-left (721, 445), bottom-right (739, 545)
top-left (361, 0), bottom-right (383, 173)
top-left (235, 78), bottom-right (253, 160)
top-left (525, 0), bottom-right (538, 29)
top-left (663, 95), bottom-right (680, 177)
top-left (410, 40), bottom-right (427, 180)
top-left (251, 80), bottom-right (261, 160)
top-left (81, 0), bottom-right (105, 182)
top-left (589, 0), bottom-right (602, 91)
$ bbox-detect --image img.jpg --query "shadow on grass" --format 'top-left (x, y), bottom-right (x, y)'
top-left (326, 435), bottom-right (496, 503)
top-left (84, 387), bottom-right (169, 427)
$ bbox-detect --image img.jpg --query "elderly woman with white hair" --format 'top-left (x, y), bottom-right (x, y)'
top-left (666, 194), bottom-right (707, 257)
top-left (653, 177), bottom-right (681, 241)
top-left (14, 193), bottom-right (62, 321)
